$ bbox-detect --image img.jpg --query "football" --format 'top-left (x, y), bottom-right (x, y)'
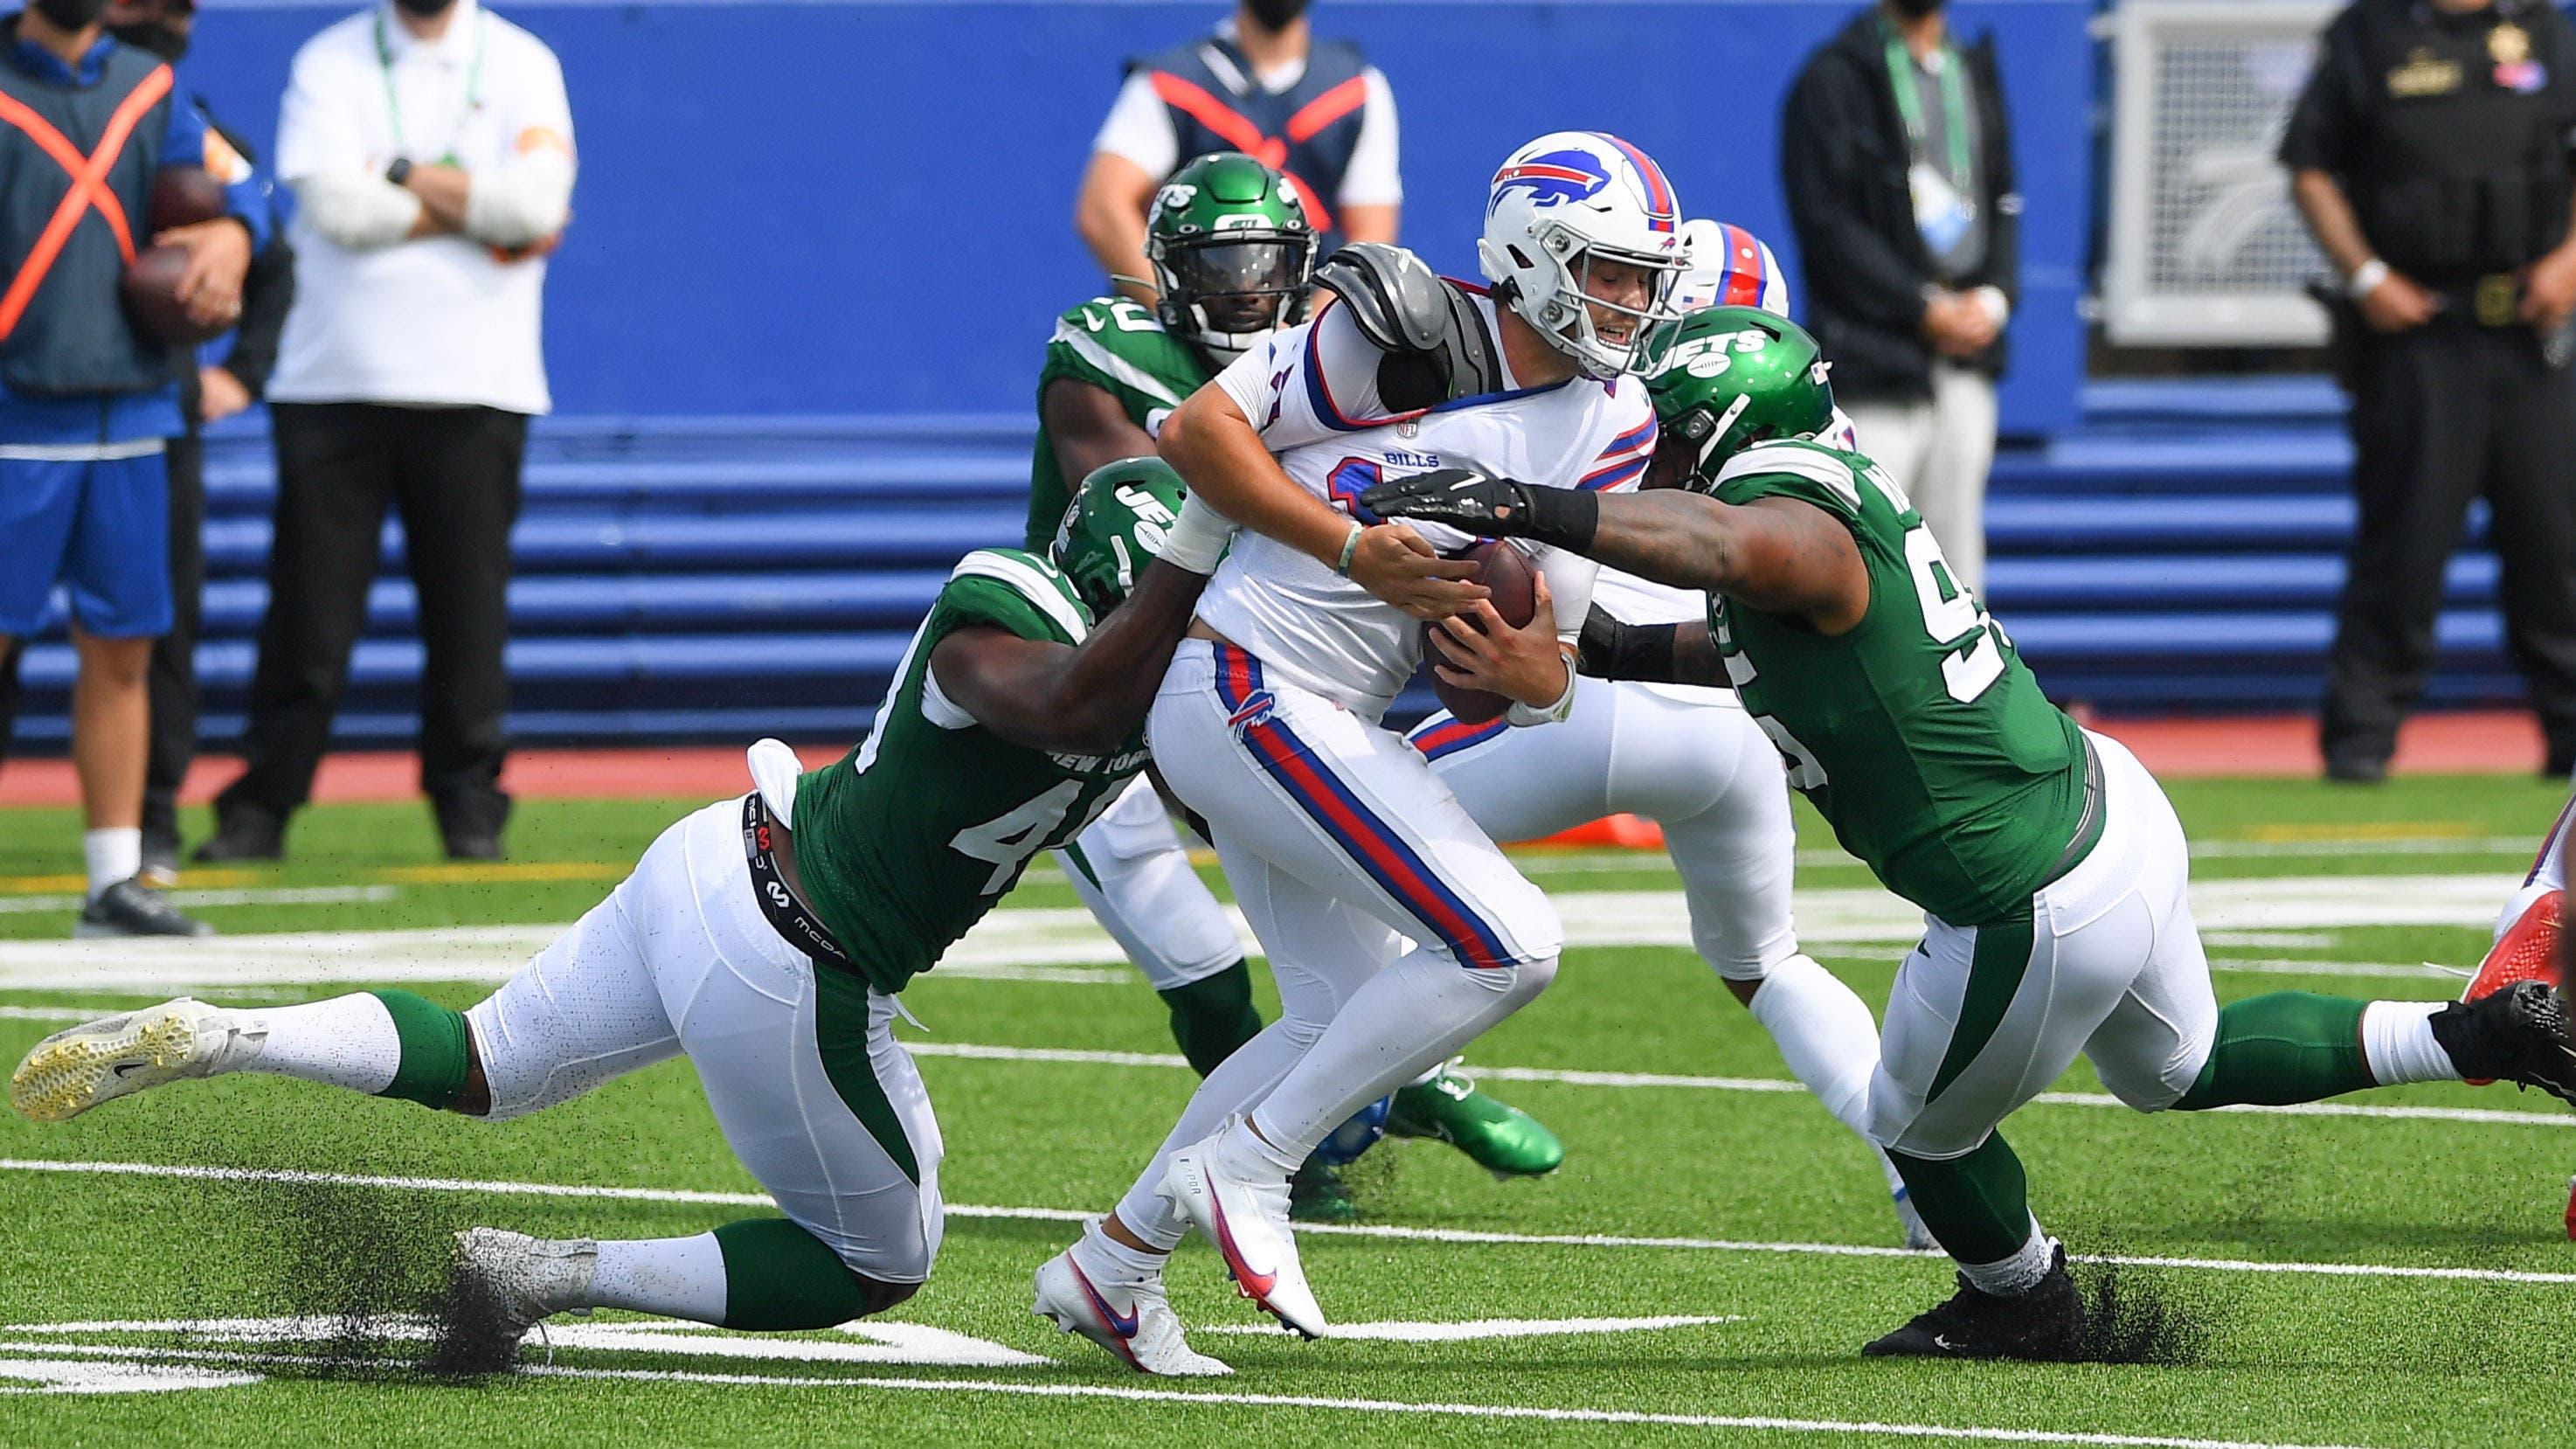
top-left (149, 165), bottom-right (229, 232)
top-left (1425, 538), bottom-right (1538, 724)
top-left (121, 243), bottom-right (226, 346)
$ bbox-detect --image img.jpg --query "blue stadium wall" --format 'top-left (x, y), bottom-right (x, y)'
top-left (183, 0), bottom-right (2092, 430)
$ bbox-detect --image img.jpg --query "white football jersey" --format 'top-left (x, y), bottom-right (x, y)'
top-left (1589, 406), bottom-right (1862, 627)
top-left (1201, 296), bottom-right (1655, 718)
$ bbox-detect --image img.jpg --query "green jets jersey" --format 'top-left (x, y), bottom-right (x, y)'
top-left (1706, 440), bottom-right (2091, 926)
top-left (791, 548), bottom-right (1149, 994)
top-left (1028, 297), bottom-right (1213, 549)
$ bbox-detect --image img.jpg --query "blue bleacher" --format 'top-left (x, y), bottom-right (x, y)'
top-left (0, 378), bottom-right (2531, 747)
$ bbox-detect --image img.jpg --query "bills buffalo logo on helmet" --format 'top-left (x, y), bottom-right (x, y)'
top-left (1488, 149), bottom-right (1612, 214)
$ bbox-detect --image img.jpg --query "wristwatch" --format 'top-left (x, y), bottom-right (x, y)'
top-left (384, 157), bottom-right (412, 187)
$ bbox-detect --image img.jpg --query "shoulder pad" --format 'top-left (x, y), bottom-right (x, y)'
top-left (1312, 244), bottom-right (1502, 407)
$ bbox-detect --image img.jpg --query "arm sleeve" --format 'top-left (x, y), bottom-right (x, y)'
top-left (1780, 58), bottom-right (1934, 330)
top-left (462, 43), bottom-right (575, 247)
top-left (291, 171), bottom-right (425, 249)
top-left (1213, 304), bottom-right (1395, 448)
top-left (1091, 69), bottom-right (1179, 180)
top-left (1336, 69), bottom-right (1403, 207)
top-left (160, 80), bottom-right (268, 249)
top-left (1970, 39), bottom-right (2018, 306)
top-left (221, 230), bottom-right (295, 396)
top-left (2279, 21), bottom-right (2362, 173)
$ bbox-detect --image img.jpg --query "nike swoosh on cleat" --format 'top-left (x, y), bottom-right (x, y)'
top-left (110, 1061), bottom-right (148, 1078)
top-left (1205, 1196), bottom-right (1278, 1300)
top-left (1932, 1335), bottom-right (1963, 1351)
top-left (1070, 1262), bottom-right (1141, 1340)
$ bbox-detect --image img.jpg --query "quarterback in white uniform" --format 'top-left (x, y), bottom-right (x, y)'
top-left (1033, 131), bottom-right (1691, 1373)
top-left (1405, 215), bottom-right (1924, 1245)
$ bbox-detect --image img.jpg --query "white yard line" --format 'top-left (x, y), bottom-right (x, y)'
top-left (0, 871), bottom-right (2520, 990)
top-left (3, 1157), bottom-right (2569, 1287)
top-left (0, 1338), bottom-right (2386, 1449)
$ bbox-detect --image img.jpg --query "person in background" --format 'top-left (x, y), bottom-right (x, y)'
top-left (0, 0), bottom-right (262, 936)
top-left (2282, 0), bottom-right (2576, 783)
top-left (1076, 0), bottom-right (1397, 301)
top-left (197, 0), bottom-right (571, 864)
top-left (1781, 0), bottom-right (2017, 594)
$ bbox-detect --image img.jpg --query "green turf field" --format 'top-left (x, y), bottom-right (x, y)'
top-left (1, 774), bottom-right (2571, 1446)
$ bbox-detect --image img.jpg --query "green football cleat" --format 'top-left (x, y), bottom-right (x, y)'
top-left (1288, 1159), bottom-right (1358, 1224)
top-left (1386, 1061), bottom-right (1564, 1178)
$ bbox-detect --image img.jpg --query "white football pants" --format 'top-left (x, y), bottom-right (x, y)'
top-left (1866, 731), bottom-right (2220, 1160)
top-left (1054, 778), bottom-right (1243, 992)
top-left (464, 794), bottom-right (945, 1283)
top-left (1111, 640), bottom-right (1561, 1248)
top-left (1841, 363), bottom-right (1998, 594)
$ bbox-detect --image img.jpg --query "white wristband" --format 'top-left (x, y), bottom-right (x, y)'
top-left (1155, 494), bottom-right (1235, 576)
top-left (1503, 647), bottom-right (1579, 728)
top-left (2347, 258), bottom-right (2390, 300)
top-left (1143, 406), bottom-right (1173, 440)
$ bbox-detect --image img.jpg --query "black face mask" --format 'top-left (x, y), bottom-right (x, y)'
top-left (32, 0), bottom-right (109, 30)
top-left (392, 0), bottom-right (456, 17)
top-left (1243, 0), bottom-right (1306, 32)
top-left (1884, 0), bottom-right (1945, 17)
top-left (108, 19), bottom-right (186, 60)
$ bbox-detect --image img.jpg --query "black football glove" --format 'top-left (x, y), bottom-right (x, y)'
top-left (1357, 467), bottom-right (1599, 551)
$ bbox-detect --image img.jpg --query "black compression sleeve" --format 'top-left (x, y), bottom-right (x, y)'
top-left (1575, 607), bottom-right (1682, 683)
top-left (1511, 483), bottom-right (1599, 551)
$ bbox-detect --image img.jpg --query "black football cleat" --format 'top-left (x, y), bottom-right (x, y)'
top-left (1863, 1244), bottom-right (2084, 1361)
top-left (75, 879), bottom-right (213, 939)
top-left (2430, 981), bottom-right (2576, 1106)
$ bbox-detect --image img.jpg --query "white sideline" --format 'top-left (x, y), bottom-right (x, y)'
top-left (3, 1157), bottom-right (2571, 1286)
top-left (0, 1340), bottom-right (2379, 1449)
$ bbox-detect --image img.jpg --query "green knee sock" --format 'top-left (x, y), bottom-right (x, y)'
top-left (712, 1218), bottom-right (884, 1330)
top-left (370, 989), bottom-right (470, 1109)
top-left (1158, 960), bottom-right (1264, 1078)
top-left (2173, 992), bottom-right (2372, 1111)
top-left (1890, 1134), bottom-right (2033, 1265)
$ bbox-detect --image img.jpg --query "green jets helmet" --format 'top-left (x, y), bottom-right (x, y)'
top-left (1051, 457), bottom-right (1190, 618)
top-left (1644, 306), bottom-right (1838, 491)
top-left (1146, 152), bottom-right (1317, 364)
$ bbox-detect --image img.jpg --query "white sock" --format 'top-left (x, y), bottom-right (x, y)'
top-left (2361, 1000), bottom-right (2459, 1085)
top-left (1114, 1016), bottom-right (1317, 1251)
top-left (589, 1233), bottom-right (729, 1325)
top-left (84, 828), bottom-right (141, 900)
top-left (1215, 1113), bottom-right (1303, 1180)
top-left (1247, 950), bottom-right (1557, 1160)
top-left (1958, 1216), bottom-right (2057, 1296)
top-left (1071, 1218), bottom-right (1168, 1287)
top-left (1745, 954), bottom-right (1884, 1148)
top-left (236, 994), bottom-right (401, 1094)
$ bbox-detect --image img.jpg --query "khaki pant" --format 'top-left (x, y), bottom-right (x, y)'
top-left (1843, 363), bottom-right (1999, 595)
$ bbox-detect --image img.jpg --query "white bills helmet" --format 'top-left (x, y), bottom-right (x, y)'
top-left (1672, 218), bottom-right (1790, 318)
top-left (1478, 131), bottom-right (1690, 378)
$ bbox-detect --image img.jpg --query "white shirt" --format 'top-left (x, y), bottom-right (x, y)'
top-left (1091, 33), bottom-right (1401, 208)
top-left (1199, 300), bottom-right (1652, 718)
top-left (268, 0), bottom-right (574, 413)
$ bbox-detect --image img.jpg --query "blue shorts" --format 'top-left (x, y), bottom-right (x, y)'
top-left (0, 449), bottom-right (172, 639)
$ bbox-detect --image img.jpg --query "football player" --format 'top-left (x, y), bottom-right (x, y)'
top-left (10, 461), bottom-right (1232, 1349)
top-left (1031, 149), bottom-right (1562, 1196)
top-left (1033, 131), bottom-right (1691, 1372)
top-left (1404, 215), bottom-right (1927, 1249)
top-left (1362, 306), bottom-right (2576, 1362)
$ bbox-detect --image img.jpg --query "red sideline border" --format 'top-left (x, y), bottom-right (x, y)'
top-left (0, 711), bottom-right (2550, 810)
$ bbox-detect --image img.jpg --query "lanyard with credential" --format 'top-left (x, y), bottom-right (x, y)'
top-left (1881, 26), bottom-right (1973, 183)
top-left (374, 6), bottom-right (487, 162)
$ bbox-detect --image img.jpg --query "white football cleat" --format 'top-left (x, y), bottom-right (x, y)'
top-left (450, 1228), bottom-right (597, 1344)
top-left (1162, 1125), bottom-right (1326, 1340)
top-left (9, 997), bottom-right (262, 1122)
top-left (1033, 1246), bottom-right (1232, 1376)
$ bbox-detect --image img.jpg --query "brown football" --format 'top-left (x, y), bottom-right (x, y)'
top-left (121, 243), bottom-right (226, 345)
top-left (1423, 539), bottom-right (1539, 725)
top-left (149, 166), bottom-right (228, 232)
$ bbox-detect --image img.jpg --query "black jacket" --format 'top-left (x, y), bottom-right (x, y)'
top-left (1781, 10), bottom-right (2019, 402)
